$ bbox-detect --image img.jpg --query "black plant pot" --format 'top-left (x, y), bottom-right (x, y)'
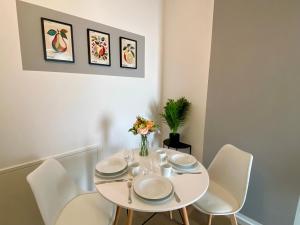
top-left (169, 133), bottom-right (180, 145)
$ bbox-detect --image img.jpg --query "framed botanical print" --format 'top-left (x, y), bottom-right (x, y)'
top-left (41, 18), bottom-right (74, 62)
top-left (87, 29), bottom-right (111, 66)
top-left (120, 37), bottom-right (137, 69)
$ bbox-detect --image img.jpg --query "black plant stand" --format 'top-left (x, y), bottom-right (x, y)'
top-left (163, 139), bottom-right (192, 155)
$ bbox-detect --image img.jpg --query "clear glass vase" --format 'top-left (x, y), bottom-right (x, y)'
top-left (140, 134), bottom-right (149, 156)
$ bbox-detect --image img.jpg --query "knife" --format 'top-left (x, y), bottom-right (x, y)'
top-left (95, 179), bottom-right (127, 185)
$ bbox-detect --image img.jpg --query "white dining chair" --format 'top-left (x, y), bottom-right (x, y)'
top-left (193, 144), bottom-right (253, 225)
top-left (27, 158), bottom-right (115, 225)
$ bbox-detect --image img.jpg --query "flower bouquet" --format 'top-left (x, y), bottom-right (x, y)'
top-left (129, 116), bottom-right (158, 156)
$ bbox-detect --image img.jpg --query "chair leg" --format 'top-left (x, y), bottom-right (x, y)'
top-left (126, 209), bottom-right (134, 225)
top-left (113, 206), bottom-right (121, 225)
top-left (230, 214), bottom-right (238, 225)
top-left (208, 214), bottom-right (213, 225)
top-left (169, 211), bottom-right (173, 220)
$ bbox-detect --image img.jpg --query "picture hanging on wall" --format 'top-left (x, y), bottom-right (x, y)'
top-left (87, 29), bottom-right (111, 66)
top-left (41, 18), bottom-right (75, 62)
top-left (120, 37), bottom-right (137, 69)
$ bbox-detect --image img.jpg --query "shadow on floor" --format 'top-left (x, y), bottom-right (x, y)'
top-left (118, 206), bottom-right (233, 225)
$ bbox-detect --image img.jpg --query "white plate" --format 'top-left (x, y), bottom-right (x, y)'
top-left (96, 158), bottom-right (127, 174)
top-left (133, 175), bottom-right (173, 200)
top-left (172, 161), bottom-right (202, 173)
top-left (135, 189), bottom-right (174, 204)
top-left (169, 153), bottom-right (197, 168)
top-left (95, 168), bottom-right (128, 179)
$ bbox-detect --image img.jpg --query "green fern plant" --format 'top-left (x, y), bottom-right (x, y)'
top-left (161, 97), bottom-right (191, 133)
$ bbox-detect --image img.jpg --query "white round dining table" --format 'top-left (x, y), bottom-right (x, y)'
top-left (94, 148), bottom-right (209, 225)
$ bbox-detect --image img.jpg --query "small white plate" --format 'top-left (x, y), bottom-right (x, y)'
top-left (169, 153), bottom-right (197, 168)
top-left (95, 168), bottom-right (128, 179)
top-left (172, 161), bottom-right (202, 173)
top-left (96, 158), bottom-right (127, 175)
top-left (133, 175), bottom-right (173, 200)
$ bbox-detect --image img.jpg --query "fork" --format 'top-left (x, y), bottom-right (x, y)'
top-left (127, 178), bottom-right (133, 204)
top-left (174, 191), bottom-right (181, 203)
top-left (175, 171), bottom-right (202, 175)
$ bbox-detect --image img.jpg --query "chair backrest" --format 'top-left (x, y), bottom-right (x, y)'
top-left (27, 158), bottom-right (81, 225)
top-left (208, 144), bottom-right (253, 210)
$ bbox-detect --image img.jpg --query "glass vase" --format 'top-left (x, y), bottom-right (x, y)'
top-left (140, 134), bottom-right (149, 156)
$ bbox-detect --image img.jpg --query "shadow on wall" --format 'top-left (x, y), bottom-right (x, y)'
top-left (98, 114), bottom-right (119, 159)
top-left (148, 100), bottom-right (162, 148)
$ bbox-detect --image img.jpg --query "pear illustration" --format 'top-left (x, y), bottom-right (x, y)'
top-left (124, 50), bottom-right (134, 64)
top-left (47, 29), bottom-right (68, 53)
top-left (123, 44), bottom-right (135, 64)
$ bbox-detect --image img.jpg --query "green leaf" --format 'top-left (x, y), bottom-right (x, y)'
top-left (123, 47), bottom-right (127, 51)
top-left (60, 29), bottom-right (68, 34)
top-left (60, 32), bottom-right (68, 39)
top-left (161, 97), bottom-right (191, 133)
top-left (47, 29), bottom-right (56, 36)
top-left (131, 51), bottom-right (135, 57)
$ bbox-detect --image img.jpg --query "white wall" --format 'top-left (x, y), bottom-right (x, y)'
top-left (0, 0), bottom-right (163, 169)
top-left (162, 0), bottom-right (214, 160)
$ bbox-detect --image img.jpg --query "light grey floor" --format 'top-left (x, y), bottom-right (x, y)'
top-left (118, 206), bottom-right (233, 225)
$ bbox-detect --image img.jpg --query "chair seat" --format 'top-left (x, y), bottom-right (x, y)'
top-left (55, 192), bottom-right (115, 225)
top-left (193, 180), bottom-right (239, 215)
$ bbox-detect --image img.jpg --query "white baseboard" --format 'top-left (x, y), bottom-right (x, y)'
top-left (236, 212), bottom-right (263, 225)
top-left (0, 144), bottom-right (100, 174)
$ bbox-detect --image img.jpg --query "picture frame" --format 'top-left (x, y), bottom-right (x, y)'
top-left (87, 29), bottom-right (111, 66)
top-left (120, 37), bottom-right (137, 69)
top-left (41, 18), bottom-right (75, 63)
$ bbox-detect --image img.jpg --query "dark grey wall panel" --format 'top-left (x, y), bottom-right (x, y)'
top-left (16, 0), bottom-right (145, 77)
top-left (204, 0), bottom-right (300, 225)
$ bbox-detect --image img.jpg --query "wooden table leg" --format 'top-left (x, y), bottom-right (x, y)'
top-left (180, 207), bottom-right (190, 225)
top-left (113, 205), bottom-right (121, 225)
top-left (230, 214), bottom-right (238, 225)
top-left (126, 209), bottom-right (134, 225)
top-left (208, 214), bottom-right (213, 225)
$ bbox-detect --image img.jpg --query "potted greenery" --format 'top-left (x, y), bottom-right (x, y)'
top-left (161, 97), bottom-right (191, 144)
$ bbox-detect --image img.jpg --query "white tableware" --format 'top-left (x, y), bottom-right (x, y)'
top-left (128, 162), bottom-right (140, 177)
top-left (95, 168), bottom-right (128, 179)
top-left (96, 157), bottom-right (127, 175)
top-left (160, 163), bottom-right (173, 177)
top-left (169, 153), bottom-right (197, 168)
top-left (133, 175), bottom-right (173, 200)
top-left (135, 190), bottom-right (174, 204)
top-left (123, 149), bottom-right (134, 163)
top-left (171, 161), bottom-right (202, 173)
top-left (156, 149), bottom-right (167, 165)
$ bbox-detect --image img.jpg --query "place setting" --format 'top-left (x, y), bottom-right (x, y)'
top-left (94, 156), bottom-right (129, 184)
top-left (94, 148), bottom-right (203, 206)
top-left (167, 151), bottom-right (202, 175)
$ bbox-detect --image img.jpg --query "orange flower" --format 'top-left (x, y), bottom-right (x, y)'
top-left (146, 120), bottom-right (154, 129)
top-left (138, 127), bottom-right (149, 135)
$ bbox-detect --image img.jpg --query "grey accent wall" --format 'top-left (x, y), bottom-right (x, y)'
top-left (204, 0), bottom-right (300, 225)
top-left (16, 0), bottom-right (145, 77)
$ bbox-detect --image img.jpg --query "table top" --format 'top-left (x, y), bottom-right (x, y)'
top-left (94, 148), bottom-right (209, 212)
